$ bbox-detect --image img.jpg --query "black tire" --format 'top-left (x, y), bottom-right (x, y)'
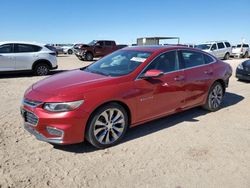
top-left (86, 103), bottom-right (128, 149)
top-left (244, 52), bottom-right (249, 58)
top-left (224, 53), bottom-right (230, 60)
top-left (203, 82), bottom-right (224, 112)
top-left (33, 63), bottom-right (50, 76)
top-left (68, 49), bottom-right (73, 55)
top-left (85, 52), bottom-right (94, 61)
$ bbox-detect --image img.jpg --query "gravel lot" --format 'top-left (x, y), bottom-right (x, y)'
top-left (0, 55), bottom-right (249, 188)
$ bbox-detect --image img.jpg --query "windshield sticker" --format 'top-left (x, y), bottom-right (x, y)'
top-left (130, 57), bottom-right (147, 62)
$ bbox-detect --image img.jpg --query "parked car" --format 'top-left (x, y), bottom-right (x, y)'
top-left (196, 41), bottom-right (232, 60)
top-left (74, 40), bottom-right (127, 61)
top-left (0, 41), bottom-right (57, 75)
top-left (21, 46), bottom-right (232, 148)
top-left (62, 45), bottom-right (74, 55)
top-left (232, 43), bottom-right (249, 58)
top-left (236, 60), bottom-right (250, 81)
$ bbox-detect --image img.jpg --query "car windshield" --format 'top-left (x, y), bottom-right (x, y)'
top-left (196, 44), bottom-right (211, 50)
top-left (82, 50), bottom-right (152, 77)
top-left (88, 40), bottom-right (97, 46)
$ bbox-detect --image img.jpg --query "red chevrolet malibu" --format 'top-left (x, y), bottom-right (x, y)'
top-left (21, 46), bottom-right (232, 148)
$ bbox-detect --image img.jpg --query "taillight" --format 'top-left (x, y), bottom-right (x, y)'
top-left (49, 52), bottom-right (56, 56)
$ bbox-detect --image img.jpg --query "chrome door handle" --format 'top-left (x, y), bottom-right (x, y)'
top-left (204, 70), bottom-right (213, 75)
top-left (174, 75), bottom-right (185, 81)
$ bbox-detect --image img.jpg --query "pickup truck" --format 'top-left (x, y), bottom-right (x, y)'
top-left (232, 43), bottom-right (249, 58)
top-left (74, 40), bottom-right (127, 61)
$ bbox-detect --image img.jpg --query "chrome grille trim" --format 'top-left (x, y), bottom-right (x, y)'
top-left (22, 109), bottom-right (39, 126)
top-left (22, 98), bottom-right (43, 108)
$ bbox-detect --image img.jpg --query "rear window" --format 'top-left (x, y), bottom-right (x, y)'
top-left (225, 42), bottom-right (231, 47)
top-left (180, 50), bottom-right (205, 68)
top-left (15, 44), bottom-right (42, 53)
top-left (204, 54), bottom-right (214, 64)
top-left (217, 43), bottom-right (225, 49)
top-left (0, 44), bottom-right (13, 53)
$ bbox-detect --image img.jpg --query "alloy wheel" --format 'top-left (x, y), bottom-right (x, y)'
top-left (208, 84), bottom-right (223, 109)
top-left (36, 65), bottom-right (49, 76)
top-left (93, 108), bottom-right (125, 145)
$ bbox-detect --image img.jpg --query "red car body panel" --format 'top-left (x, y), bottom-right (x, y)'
top-left (22, 46), bottom-right (232, 145)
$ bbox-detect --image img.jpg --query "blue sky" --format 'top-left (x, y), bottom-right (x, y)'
top-left (1, 0), bottom-right (249, 45)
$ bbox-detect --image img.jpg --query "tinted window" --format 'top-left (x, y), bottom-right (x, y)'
top-left (217, 42), bottom-right (225, 49)
top-left (181, 50), bottom-right (205, 68)
top-left (97, 41), bottom-right (104, 46)
top-left (243, 44), bottom-right (249, 48)
top-left (15, 44), bottom-right (42, 53)
top-left (143, 51), bottom-right (178, 73)
top-left (105, 41), bottom-right (112, 46)
top-left (225, 42), bottom-right (231, 47)
top-left (204, 54), bottom-right (214, 64)
top-left (0, 44), bottom-right (13, 53)
top-left (211, 44), bottom-right (217, 50)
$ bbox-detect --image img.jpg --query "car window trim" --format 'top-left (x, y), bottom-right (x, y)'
top-left (136, 50), bottom-right (181, 80)
top-left (0, 43), bottom-right (14, 54)
top-left (136, 49), bottom-right (217, 80)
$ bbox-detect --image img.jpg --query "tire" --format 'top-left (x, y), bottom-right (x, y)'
top-left (86, 103), bottom-right (128, 149)
top-left (224, 53), bottom-right (230, 60)
top-left (68, 49), bottom-right (73, 55)
top-left (33, 63), bottom-right (50, 76)
top-left (244, 52), bottom-right (249, 58)
top-left (85, 52), bottom-right (94, 61)
top-left (203, 82), bottom-right (224, 112)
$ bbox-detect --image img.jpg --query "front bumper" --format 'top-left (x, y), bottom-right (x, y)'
top-left (21, 104), bottom-right (89, 145)
top-left (236, 68), bottom-right (250, 81)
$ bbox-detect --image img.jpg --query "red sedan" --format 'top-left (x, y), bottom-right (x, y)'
top-left (21, 46), bottom-right (232, 148)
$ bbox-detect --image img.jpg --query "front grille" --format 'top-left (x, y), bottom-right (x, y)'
top-left (22, 110), bottom-right (39, 126)
top-left (23, 99), bottom-right (42, 108)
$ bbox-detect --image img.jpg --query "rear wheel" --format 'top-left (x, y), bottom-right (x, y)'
top-left (224, 53), bottom-right (230, 60)
top-left (85, 52), bottom-right (93, 61)
top-left (86, 103), bottom-right (128, 149)
top-left (33, 63), bottom-right (50, 76)
top-left (203, 82), bottom-right (224, 111)
top-left (244, 52), bottom-right (249, 58)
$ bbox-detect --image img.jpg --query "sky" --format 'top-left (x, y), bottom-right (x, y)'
top-left (1, 0), bottom-right (250, 45)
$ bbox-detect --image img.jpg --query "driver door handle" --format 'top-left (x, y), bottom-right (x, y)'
top-left (174, 75), bottom-right (185, 81)
top-left (204, 70), bottom-right (213, 75)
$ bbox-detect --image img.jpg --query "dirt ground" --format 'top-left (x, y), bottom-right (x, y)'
top-left (0, 55), bottom-right (249, 188)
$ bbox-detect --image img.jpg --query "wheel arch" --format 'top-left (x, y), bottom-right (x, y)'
top-left (32, 59), bottom-right (52, 70)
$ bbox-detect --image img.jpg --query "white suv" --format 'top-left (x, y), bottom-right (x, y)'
top-left (232, 43), bottom-right (249, 58)
top-left (196, 41), bottom-right (232, 60)
top-left (0, 41), bottom-right (58, 75)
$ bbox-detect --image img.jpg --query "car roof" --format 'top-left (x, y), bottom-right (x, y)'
top-left (122, 45), bottom-right (196, 53)
top-left (0, 41), bottom-right (44, 46)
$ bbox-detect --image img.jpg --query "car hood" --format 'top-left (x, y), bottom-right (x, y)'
top-left (243, 60), bottom-right (250, 67)
top-left (28, 69), bottom-right (114, 102)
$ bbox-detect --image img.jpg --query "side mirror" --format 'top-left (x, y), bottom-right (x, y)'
top-left (141, 69), bottom-right (164, 79)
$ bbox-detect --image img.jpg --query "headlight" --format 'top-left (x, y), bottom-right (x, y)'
top-left (237, 63), bottom-right (243, 70)
top-left (43, 100), bottom-right (84, 112)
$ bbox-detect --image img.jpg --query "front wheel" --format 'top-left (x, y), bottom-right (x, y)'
top-left (203, 82), bottom-right (224, 111)
top-left (85, 52), bottom-right (93, 61)
top-left (244, 52), bottom-right (249, 58)
top-left (224, 53), bottom-right (230, 60)
top-left (86, 103), bottom-right (128, 149)
top-left (68, 49), bottom-right (73, 55)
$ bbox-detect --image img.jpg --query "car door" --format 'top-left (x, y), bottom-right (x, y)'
top-left (210, 43), bottom-right (219, 58)
top-left (179, 50), bottom-right (214, 109)
top-left (104, 41), bottom-right (114, 55)
top-left (0, 43), bottom-right (15, 71)
top-left (134, 50), bottom-right (186, 122)
top-left (94, 41), bottom-right (105, 57)
top-left (14, 44), bottom-right (38, 70)
top-left (217, 42), bottom-right (225, 59)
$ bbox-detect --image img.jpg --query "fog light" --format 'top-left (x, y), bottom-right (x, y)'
top-left (46, 126), bottom-right (64, 137)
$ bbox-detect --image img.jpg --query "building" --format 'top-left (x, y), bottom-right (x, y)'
top-left (137, 37), bottom-right (180, 46)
